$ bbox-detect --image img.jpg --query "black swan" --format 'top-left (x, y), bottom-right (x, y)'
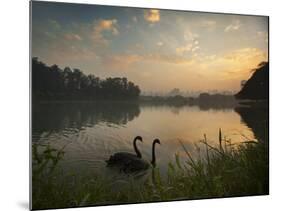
top-left (121, 138), bottom-right (161, 173)
top-left (106, 136), bottom-right (143, 166)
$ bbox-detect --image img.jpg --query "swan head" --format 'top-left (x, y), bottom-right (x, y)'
top-left (154, 139), bottom-right (161, 145)
top-left (135, 136), bottom-right (143, 142)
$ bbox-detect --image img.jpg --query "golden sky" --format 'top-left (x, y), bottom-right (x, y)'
top-left (32, 2), bottom-right (268, 93)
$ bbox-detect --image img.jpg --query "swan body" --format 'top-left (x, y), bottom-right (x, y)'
top-left (106, 136), bottom-right (142, 166)
top-left (123, 139), bottom-right (161, 172)
top-left (107, 138), bottom-right (161, 173)
top-left (121, 156), bottom-right (150, 173)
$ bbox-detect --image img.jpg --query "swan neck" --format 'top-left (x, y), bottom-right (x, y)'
top-left (134, 138), bottom-right (142, 158)
top-left (151, 142), bottom-right (156, 166)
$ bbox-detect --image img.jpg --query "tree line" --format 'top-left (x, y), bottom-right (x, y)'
top-left (32, 57), bottom-right (141, 101)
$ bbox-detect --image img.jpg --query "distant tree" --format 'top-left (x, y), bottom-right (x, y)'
top-left (169, 88), bottom-right (181, 96)
top-left (241, 80), bottom-right (247, 88)
top-left (199, 92), bottom-right (211, 100)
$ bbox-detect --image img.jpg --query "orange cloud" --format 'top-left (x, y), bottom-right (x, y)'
top-left (199, 48), bottom-right (268, 81)
top-left (101, 53), bottom-right (194, 70)
top-left (144, 9), bottom-right (160, 23)
top-left (92, 19), bottom-right (119, 46)
top-left (176, 36), bottom-right (200, 56)
top-left (223, 48), bottom-right (267, 62)
top-left (145, 54), bottom-right (193, 65)
top-left (176, 44), bottom-right (193, 55)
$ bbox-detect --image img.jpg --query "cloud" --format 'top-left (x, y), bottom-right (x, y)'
top-left (44, 31), bottom-right (57, 39)
top-left (92, 19), bottom-right (119, 46)
top-left (41, 20), bottom-right (61, 40)
top-left (157, 41), bottom-right (163, 46)
top-left (144, 9), bottom-right (160, 23)
top-left (176, 35), bottom-right (200, 55)
top-left (101, 53), bottom-right (194, 70)
top-left (48, 19), bottom-right (61, 30)
top-left (175, 29), bottom-right (200, 55)
top-left (223, 48), bottom-right (267, 62)
top-left (184, 30), bottom-right (199, 41)
top-left (47, 43), bottom-right (96, 65)
top-left (201, 20), bottom-right (217, 29)
top-left (204, 54), bottom-right (217, 61)
top-left (191, 46), bottom-right (200, 52)
top-left (176, 43), bottom-right (193, 55)
top-left (102, 54), bottom-right (142, 70)
top-left (145, 54), bottom-right (193, 65)
top-left (224, 20), bottom-right (241, 32)
top-left (198, 47), bottom-right (268, 80)
top-left (257, 31), bottom-right (268, 43)
top-left (64, 33), bottom-right (82, 41)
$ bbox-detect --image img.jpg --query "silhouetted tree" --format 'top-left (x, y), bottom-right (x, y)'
top-left (32, 57), bottom-right (141, 101)
top-left (236, 62), bottom-right (269, 100)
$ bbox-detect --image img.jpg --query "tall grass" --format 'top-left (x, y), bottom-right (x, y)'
top-left (32, 129), bottom-right (269, 210)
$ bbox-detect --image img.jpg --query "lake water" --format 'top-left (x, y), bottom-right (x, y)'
top-left (32, 102), bottom-right (265, 180)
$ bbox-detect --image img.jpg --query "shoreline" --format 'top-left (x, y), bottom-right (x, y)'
top-left (32, 98), bottom-right (268, 109)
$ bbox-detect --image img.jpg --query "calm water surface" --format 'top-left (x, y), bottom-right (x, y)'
top-left (32, 102), bottom-right (262, 180)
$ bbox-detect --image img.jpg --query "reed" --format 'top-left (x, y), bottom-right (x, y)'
top-left (32, 130), bottom-right (269, 210)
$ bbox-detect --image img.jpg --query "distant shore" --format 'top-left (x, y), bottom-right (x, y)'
top-left (32, 95), bottom-right (268, 111)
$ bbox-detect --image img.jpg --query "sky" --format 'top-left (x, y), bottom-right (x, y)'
top-left (31, 1), bottom-right (268, 93)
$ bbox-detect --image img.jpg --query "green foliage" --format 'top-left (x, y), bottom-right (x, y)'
top-left (32, 130), bottom-right (269, 210)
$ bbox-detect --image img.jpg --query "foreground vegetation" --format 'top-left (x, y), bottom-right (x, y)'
top-left (32, 130), bottom-right (268, 210)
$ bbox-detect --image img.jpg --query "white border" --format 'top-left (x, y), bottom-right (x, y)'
top-left (1, 1), bottom-right (280, 211)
